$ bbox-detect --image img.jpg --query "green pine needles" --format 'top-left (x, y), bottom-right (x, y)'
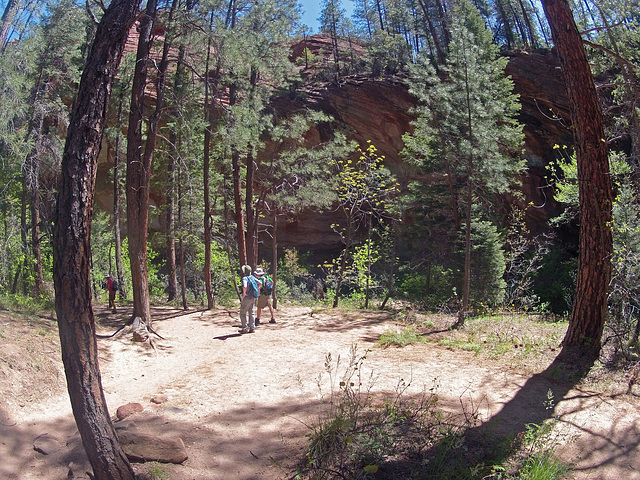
top-left (402, 0), bottom-right (525, 320)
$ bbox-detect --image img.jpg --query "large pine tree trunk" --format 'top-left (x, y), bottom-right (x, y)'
top-left (203, 110), bottom-right (214, 308)
top-left (53, 1), bottom-right (140, 478)
top-left (542, 0), bottom-right (613, 360)
top-left (166, 144), bottom-right (179, 302)
top-left (232, 148), bottom-right (247, 266)
top-left (126, 0), bottom-right (156, 325)
top-left (178, 170), bottom-right (189, 310)
top-left (151, 0), bottom-right (178, 303)
top-left (418, 0), bottom-right (444, 64)
top-left (453, 180), bottom-right (473, 329)
top-left (166, 29), bottom-right (190, 302)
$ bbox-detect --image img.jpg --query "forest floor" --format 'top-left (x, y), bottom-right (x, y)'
top-left (1, 302), bottom-right (640, 480)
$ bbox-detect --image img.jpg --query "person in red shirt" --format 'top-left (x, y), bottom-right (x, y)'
top-left (105, 274), bottom-right (118, 313)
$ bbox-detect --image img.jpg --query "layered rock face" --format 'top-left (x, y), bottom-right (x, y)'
top-left (272, 43), bottom-right (571, 251)
top-left (96, 35), bottom-right (573, 255)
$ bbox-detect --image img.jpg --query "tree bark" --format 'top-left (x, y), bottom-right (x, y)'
top-left (29, 150), bottom-right (43, 297)
top-left (126, 0), bottom-right (157, 325)
top-left (232, 147), bottom-right (247, 266)
top-left (246, 150), bottom-right (257, 267)
top-left (541, 0), bottom-right (613, 359)
top-left (153, 0), bottom-right (178, 303)
top-left (272, 211), bottom-right (278, 309)
top-left (202, 20), bottom-right (214, 309)
top-left (416, 0), bottom-right (444, 64)
top-left (113, 96), bottom-right (125, 295)
top-left (0, 0), bottom-right (20, 53)
top-left (53, 1), bottom-right (140, 479)
top-left (228, 81), bottom-right (247, 267)
top-left (166, 35), bottom-right (188, 303)
top-left (178, 169), bottom-right (189, 310)
top-left (22, 73), bottom-right (48, 297)
top-left (166, 138), bottom-right (178, 302)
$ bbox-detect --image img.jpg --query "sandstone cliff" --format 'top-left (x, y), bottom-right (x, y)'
top-left (96, 35), bottom-right (573, 253)
top-left (271, 41), bottom-right (571, 250)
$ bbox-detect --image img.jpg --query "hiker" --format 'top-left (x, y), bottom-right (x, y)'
top-left (105, 274), bottom-right (118, 313)
top-left (254, 267), bottom-right (276, 325)
top-left (239, 265), bottom-right (261, 334)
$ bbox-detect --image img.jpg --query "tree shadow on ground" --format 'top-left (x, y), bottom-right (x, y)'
top-left (0, 394), bottom-right (325, 480)
top-left (0, 403), bottom-right (88, 480)
top-left (379, 352), bottom-right (637, 478)
top-left (304, 310), bottom-right (391, 335)
top-left (95, 305), bottom-right (200, 331)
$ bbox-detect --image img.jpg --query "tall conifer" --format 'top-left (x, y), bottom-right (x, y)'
top-left (403, 0), bottom-right (524, 323)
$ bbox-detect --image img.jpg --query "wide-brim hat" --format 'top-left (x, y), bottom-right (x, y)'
top-left (254, 267), bottom-right (265, 276)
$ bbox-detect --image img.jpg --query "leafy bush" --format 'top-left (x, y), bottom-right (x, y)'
top-left (398, 266), bottom-right (457, 308)
top-left (0, 293), bottom-right (55, 316)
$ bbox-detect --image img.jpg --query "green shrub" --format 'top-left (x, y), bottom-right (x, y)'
top-left (297, 347), bottom-right (571, 480)
top-left (378, 326), bottom-right (426, 347)
top-left (0, 293), bottom-right (55, 316)
top-left (146, 462), bottom-right (168, 480)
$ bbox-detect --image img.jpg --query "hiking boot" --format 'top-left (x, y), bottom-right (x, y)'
top-left (238, 328), bottom-right (249, 334)
top-left (269, 318), bottom-right (276, 324)
top-left (249, 328), bottom-right (255, 333)
top-left (255, 318), bottom-right (261, 325)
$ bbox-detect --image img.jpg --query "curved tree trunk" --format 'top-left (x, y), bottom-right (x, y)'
top-left (53, 1), bottom-right (140, 479)
top-left (541, 0), bottom-right (613, 360)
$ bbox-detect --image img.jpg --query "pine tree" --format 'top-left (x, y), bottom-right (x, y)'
top-left (0, 0), bottom-right (89, 297)
top-left (53, 1), bottom-right (141, 477)
top-left (201, 0), bottom-right (301, 270)
top-left (255, 111), bottom-right (351, 308)
top-left (541, 0), bottom-right (613, 361)
top-left (319, 0), bottom-right (347, 80)
top-left (403, 0), bottom-right (524, 325)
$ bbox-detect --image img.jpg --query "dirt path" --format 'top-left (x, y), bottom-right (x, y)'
top-left (2, 305), bottom-right (640, 479)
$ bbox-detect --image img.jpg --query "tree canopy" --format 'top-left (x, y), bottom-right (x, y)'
top-left (2, 0), bottom-right (640, 473)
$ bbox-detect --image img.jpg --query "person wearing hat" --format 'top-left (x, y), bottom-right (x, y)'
top-left (254, 267), bottom-right (276, 325)
top-left (239, 265), bottom-right (262, 333)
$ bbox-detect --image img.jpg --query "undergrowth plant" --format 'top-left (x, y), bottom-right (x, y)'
top-left (488, 390), bottom-right (570, 479)
top-left (145, 462), bottom-right (168, 480)
top-left (0, 293), bottom-right (55, 316)
top-left (378, 325), bottom-right (426, 347)
top-left (298, 347), bottom-right (474, 479)
top-left (296, 348), bottom-right (571, 480)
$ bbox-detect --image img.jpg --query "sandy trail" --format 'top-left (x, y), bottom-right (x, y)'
top-left (1, 305), bottom-right (639, 479)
